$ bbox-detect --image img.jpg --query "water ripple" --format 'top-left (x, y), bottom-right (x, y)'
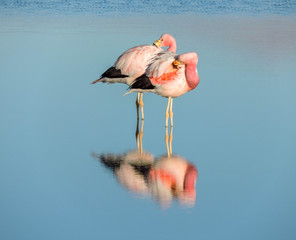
top-left (1, 0), bottom-right (296, 16)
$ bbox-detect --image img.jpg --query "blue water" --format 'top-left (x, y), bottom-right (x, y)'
top-left (1, 0), bottom-right (296, 16)
top-left (1, 1), bottom-right (296, 240)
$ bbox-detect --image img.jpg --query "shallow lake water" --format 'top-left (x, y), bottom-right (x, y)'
top-left (1, 2), bottom-right (296, 240)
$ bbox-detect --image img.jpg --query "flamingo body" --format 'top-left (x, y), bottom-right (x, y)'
top-left (92, 33), bottom-right (177, 120)
top-left (95, 45), bottom-right (163, 85)
top-left (96, 152), bottom-right (198, 207)
top-left (92, 33), bottom-right (177, 86)
top-left (127, 51), bottom-right (200, 126)
top-left (127, 51), bottom-right (200, 98)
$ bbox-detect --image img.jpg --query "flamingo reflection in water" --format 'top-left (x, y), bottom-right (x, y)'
top-left (92, 123), bottom-right (198, 208)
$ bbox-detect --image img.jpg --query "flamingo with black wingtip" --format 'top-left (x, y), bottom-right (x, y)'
top-left (92, 33), bottom-right (177, 120)
top-left (126, 51), bottom-right (200, 127)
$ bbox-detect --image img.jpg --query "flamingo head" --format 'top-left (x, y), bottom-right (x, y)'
top-left (178, 52), bottom-right (200, 89)
top-left (178, 52), bottom-right (199, 65)
top-left (172, 59), bottom-right (182, 69)
top-left (154, 33), bottom-right (177, 52)
top-left (178, 164), bottom-right (198, 206)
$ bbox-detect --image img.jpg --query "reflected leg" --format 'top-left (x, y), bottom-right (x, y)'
top-left (136, 116), bottom-right (140, 152)
top-left (139, 119), bottom-right (144, 154)
top-left (165, 126), bottom-right (170, 157)
top-left (169, 126), bottom-right (173, 156)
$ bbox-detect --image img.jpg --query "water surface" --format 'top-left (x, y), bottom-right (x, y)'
top-left (1, 2), bottom-right (296, 240)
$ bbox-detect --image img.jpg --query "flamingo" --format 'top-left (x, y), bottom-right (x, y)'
top-left (149, 155), bottom-right (198, 207)
top-left (94, 152), bottom-right (198, 208)
top-left (91, 33), bottom-right (177, 119)
top-left (126, 51), bottom-right (200, 127)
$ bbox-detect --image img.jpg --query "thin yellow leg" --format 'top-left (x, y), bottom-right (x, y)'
top-left (139, 93), bottom-right (144, 120)
top-left (136, 93), bottom-right (140, 120)
top-left (169, 126), bottom-right (173, 156)
top-left (136, 116), bottom-right (140, 152)
top-left (170, 98), bottom-right (173, 127)
top-left (165, 126), bottom-right (170, 157)
top-left (139, 119), bottom-right (144, 154)
top-left (165, 97), bottom-right (171, 127)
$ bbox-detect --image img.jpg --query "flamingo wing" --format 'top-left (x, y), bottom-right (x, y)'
top-left (101, 66), bottom-right (129, 79)
top-left (115, 45), bottom-right (162, 78)
top-left (93, 45), bottom-right (162, 85)
top-left (146, 51), bottom-right (181, 86)
top-left (129, 73), bottom-right (155, 90)
top-left (128, 51), bottom-right (181, 91)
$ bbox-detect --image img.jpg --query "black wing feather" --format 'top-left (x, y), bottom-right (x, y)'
top-left (98, 154), bottom-right (123, 172)
top-left (101, 66), bottom-right (129, 79)
top-left (129, 74), bottom-right (155, 90)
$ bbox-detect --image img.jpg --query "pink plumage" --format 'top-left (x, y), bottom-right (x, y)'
top-left (91, 33), bottom-right (177, 85)
top-left (127, 51), bottom-right (200, 126)
top-left (128, 51), bottom-right (199, 97)
top-left (92, 33), bottom-right (177, 120)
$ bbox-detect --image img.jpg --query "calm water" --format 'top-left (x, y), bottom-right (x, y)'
top-left (1, 0), bottom-right (296, 16)
top-left (1, 1), bottom-right (296, 240)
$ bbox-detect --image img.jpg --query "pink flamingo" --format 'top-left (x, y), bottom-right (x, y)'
top-left (91, 33), bottom-right (177, 119)
top-left (149, 155), bottom-right (198, 207)
top-left (126, 51), bottom-right (200, 127)
top-left (95, 152), bottom-right (198, 208)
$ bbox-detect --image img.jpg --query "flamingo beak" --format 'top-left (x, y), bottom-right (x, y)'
top-left (172, 60), bottom-right (181, 69)
top-left (153, 39), bottom-right (162, 47)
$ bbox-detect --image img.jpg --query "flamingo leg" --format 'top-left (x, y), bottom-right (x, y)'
top-left (136, 115), bottom-right (140, 152)
top-left (139, 93), bottom-right (144, 120)
top-left (169, 98), bottom-right (174, 127)
top-left (139, 119), bottom-right (144, 154)
top-left (165, 97), bottom-right (171, 127)
top-left (165, 126), bottom-right (171, 157)
top-left (169, 126), bottom-right (173, 156)
top-left (136, 93), bottom-right (140, 120)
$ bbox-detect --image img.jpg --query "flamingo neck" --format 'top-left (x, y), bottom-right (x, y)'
top-left (185, 63), bottom-right (199, 90)
top-left (167, 39), bottom-right (177, 52)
